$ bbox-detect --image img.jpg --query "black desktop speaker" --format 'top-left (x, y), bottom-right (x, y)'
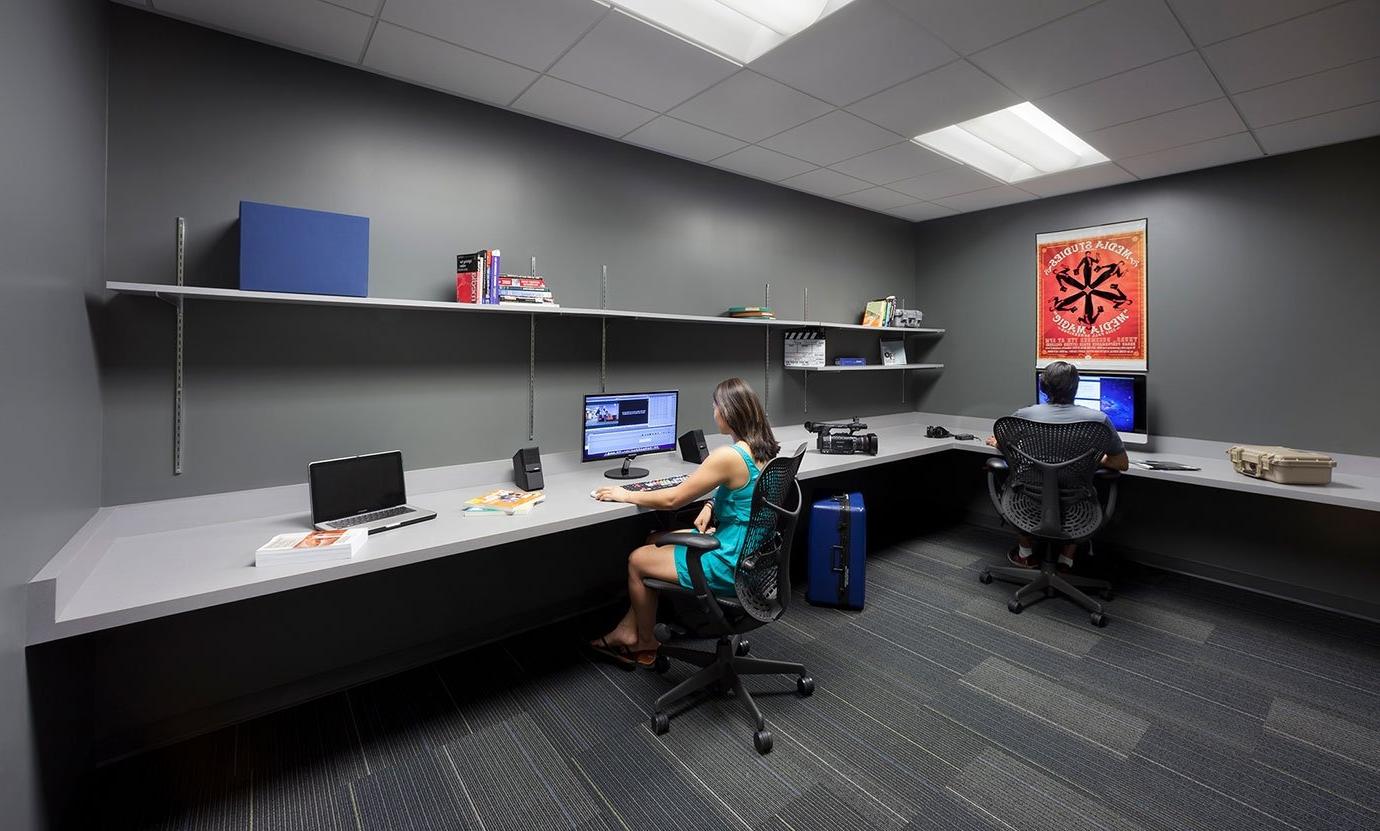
top-left (512, 446), bottom-right (543, 491)
top-left (678, 429), bottom-right (709, 464)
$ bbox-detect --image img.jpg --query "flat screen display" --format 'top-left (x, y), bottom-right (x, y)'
top-left (1036, 371), bottom-right (1148, 444)
top-left (309, 451), bottom-right (407, 523)
top-left (582, 391), bottom-right (679, 461)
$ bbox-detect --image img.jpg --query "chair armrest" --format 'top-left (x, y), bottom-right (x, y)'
top-left (985, 457), bottom-right (1009, 516)
top-left (1094, 468), bottom-right (1120, 524)
top-left (650, 531), bottom-right (721, 552)
top-left (1093, 467), bottom-right (1121, 481)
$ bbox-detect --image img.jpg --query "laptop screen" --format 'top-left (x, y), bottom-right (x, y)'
top-left (309, 451), bottom-right (407, 524)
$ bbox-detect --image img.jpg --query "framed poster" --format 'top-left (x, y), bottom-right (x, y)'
top-left (1036, 218), bottom-right (1147, 371)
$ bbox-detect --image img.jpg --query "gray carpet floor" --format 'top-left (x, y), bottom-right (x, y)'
top-left (94, 525), bottom-right (1380, 830)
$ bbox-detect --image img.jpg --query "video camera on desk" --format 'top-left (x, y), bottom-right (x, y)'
top-left (804, 418), bottom-right (879, 456)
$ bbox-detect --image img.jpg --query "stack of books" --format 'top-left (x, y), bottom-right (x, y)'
top-left (497, 274), bottom-right (557, 307)
top-left (463, 489), bottom-right (546, 516)
top-left (861, 296), bottom-right (896, 327)
top-left (456, 248), bottom-right (501, 304)
top-left (255, 528), bottom-right (367, 567)
top-left (724, 306), bottom-right (775, 319)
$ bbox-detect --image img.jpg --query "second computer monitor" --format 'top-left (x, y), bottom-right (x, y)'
top-left (583, 390), bottom-right (679, 479)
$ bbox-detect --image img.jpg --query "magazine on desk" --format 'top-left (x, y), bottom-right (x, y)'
top-left (256, 528), bottom-right (368, 567)
top-left (464, 489), bottom-right (546, 515)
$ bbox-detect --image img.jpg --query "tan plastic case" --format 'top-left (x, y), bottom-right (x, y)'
top-left (1227, 445), bottom-right (1336, 485)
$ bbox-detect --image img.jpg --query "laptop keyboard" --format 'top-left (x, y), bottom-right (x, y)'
top-left (331, 505), bottom-right (410, 527)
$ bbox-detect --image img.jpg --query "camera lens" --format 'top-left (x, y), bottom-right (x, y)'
top-left (866, 434), bottom-right (879, 455)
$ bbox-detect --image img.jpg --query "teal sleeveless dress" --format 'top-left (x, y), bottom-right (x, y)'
top-left (673, 444), bottom-right (760, 595)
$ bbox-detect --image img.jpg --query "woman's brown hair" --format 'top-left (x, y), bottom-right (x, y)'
top-left (712, 377), bottom-right (780, 464)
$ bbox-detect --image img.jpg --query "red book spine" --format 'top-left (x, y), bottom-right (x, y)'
top-left (498, 276), bottom-right (547, 288)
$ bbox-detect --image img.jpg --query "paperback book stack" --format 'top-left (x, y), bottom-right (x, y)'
top-left (497, 274), bottom-right (557, 307)
top-left (255, 528), bottom-right (367, 567)
top-left (456, 248), bottom-right (501, 304)
top-left (724, 306), bottom-right (775, 319)
top-left (463, 489), bottom-right (546, 516)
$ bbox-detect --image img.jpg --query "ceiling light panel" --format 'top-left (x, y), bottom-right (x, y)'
top-left (603, 0), bottom-right (857, 63)
top-left (913, 102), bottom-right (1107, 183)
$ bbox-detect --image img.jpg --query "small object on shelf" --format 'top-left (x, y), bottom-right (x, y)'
top-left (724, 305), bottom-right (775, 319)
top-left (892, 307), bottom-right (924, 327)
top-left (784, 328), bottom-right (825, 368)
top-left (880, 339), bottom-right (907, 366)
top-left (861, 296), bottom-right (895, 327)
top-left (834, 356), bottom-right (866, 366)
top-left (240, 201), bottom-right (369, 297)
top-left (255, 528), bottom-right (367, 567)
top-left (464, 489), bottom-right (546, 515)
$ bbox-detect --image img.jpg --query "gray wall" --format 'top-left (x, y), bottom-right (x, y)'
top-left (102, 7), bottom-right (921, 504)
top-left (912, 137), bottom-right (1380, 456)
top-left (0, 0), bottom-right (108, 828)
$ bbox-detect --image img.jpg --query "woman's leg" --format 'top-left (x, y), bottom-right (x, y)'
top-left (596, 543), bottom-right (678, 651)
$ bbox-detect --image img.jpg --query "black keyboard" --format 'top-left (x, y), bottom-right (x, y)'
top-left (624, 475), bottom-right (689, 492)
top-left (330, 505), bottom-right (411, 527)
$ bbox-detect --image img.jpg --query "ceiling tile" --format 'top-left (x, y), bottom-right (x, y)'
top-left (363, 23), bottom-right (537, 107)
top-left (512, 76), bottom-right (656, 138)
top-left (749, 0), bottom-right (955, 107)
top-left (846, 59), bottom-right (1021, 137)
top-left (933, 185), bottom-right (1035, 212)
top-left (1203, 0), bottom-right (1380, 92)
top-left (837, 187), bottom-right (917, 210)
top-left (709, 146), bottom-right (815, 181)
top-left (546, 11), bottom-right (737, 111)
top-left (669, 71), bottom-right (833, 143)
top-left (1086, 98), bottom-right (1246, 159)
top-left (1254, 99), bottom-right (1380, 153)
top-left (885, 201), bottom-right (960, 222)
top-left (886, 0), bottom-right (1098, 55)
top-left (1035, 53), bottom-right (1224, 134)
top-left (890, 166), bottom-right (998, 199)
top-left (379, 0), bottom-right (606, 72)
top-left (1117, 132), bottom-right (1261, 179)
top-left (758, 111), bottom-right (901, 166)
top-left (780, 168), bottom-right (873, 198)
top-left (1166, 0), bottom-right (1341, 45)
top-left (324, 0), bottom-right (381, 14)
top-left (1235, 56), bottom-right (1380, 127)
top-left (1018, 163), bottom-right (1137, 197)
top-left (622, 117), bottom-right (745, 162)
top-left (830, 141), bottom-right (955, 185)
top-left (153, 0), bottom-right (374, 63)
top-left (969, 0), bottom-right (1192, 99)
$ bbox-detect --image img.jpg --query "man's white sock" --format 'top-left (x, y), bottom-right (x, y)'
top-left (1059, 553), bottom-right (1075, 568)
top-left (1019, 545), bottom-right (1034, 561)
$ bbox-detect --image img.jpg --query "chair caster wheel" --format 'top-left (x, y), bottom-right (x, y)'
top-left (651, 713), bottom-right (670, 735)
top-left (753, 730), bottom-right (773, 755)
top-left (1090, 612), bottom-right (1108, 628)
top-left (736, 639), bottom-right (751, 657)
top-left (1007, 599), bottom-right (1023, 614)
top-left (797, 676), bottom-right (815, 697)
top-left (1100, 589), bottom-right (1114, 601)
top-left (653, 654), bottom-right (670, 674)
top-left (978, 571), bottom-right (993, 584)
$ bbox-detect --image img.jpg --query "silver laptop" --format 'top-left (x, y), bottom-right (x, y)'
top-left (309, 451), bottom-right (436, 533)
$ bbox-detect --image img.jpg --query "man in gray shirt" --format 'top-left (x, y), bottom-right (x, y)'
top-left (986, 361), bottom-right (1129, 570)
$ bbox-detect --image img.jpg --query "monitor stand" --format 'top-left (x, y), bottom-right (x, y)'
top-left (605, 455), bottom-right (648, 480)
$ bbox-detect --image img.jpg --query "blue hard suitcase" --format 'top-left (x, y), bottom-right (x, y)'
top-left (806, 492), bottom-right (866, 609)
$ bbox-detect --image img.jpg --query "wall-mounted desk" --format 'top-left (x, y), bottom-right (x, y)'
top-left (29, 413), bottom-right (1380, 644)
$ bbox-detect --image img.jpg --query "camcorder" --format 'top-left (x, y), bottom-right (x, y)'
top-left (804, 418), bottom-right (879, 456)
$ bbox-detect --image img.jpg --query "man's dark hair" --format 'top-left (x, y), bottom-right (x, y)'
top-left (1040, 361), bottom-right (1080, 405)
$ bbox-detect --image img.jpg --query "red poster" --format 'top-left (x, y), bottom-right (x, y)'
top-left (1036, 219), bottom-right (1147, 371)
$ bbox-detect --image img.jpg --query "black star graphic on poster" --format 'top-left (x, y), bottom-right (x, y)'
top-left (1049, 253), bottom-right (1133, 325)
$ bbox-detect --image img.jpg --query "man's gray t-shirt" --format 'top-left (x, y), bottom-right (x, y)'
top-left (1011, 403), bottom-right (1126, 456)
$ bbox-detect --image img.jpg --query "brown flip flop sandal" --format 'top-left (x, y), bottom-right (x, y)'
top-left (586, 637), bottom-right (638, 670)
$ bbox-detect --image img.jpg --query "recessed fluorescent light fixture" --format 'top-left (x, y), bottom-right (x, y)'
top-left (913, 103), bottom-right (1108, 183)
top-left (601, 0), bottom-right (859, 64)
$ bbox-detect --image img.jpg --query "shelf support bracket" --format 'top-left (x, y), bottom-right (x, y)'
top-left (803, 369), bottom-right (808, 414)
top-left (600, 265), bottom-right (608, 394)
top-left (173, 217), bottom-right (186, 476)
top-left (528, 314), bottom-right (537, 441)
top-left (764, 282), bottom-right (771, 415)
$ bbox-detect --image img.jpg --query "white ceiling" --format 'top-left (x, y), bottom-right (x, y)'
top-left (113, 0), bottom-right (1380, 222)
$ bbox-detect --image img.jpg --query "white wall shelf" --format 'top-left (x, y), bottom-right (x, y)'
top-left (788, 363), bottom-right (944, 372)
top-left (105, 282), bottom-right (945, 335)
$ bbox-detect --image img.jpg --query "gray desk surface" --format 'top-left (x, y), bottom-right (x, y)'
top-left (29, 413), bottom-right (1380, 643)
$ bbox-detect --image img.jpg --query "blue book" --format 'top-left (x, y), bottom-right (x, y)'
top-left (239, 201), bottom-right (368, 297)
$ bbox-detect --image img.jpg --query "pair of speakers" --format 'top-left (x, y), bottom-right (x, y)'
top-left (511, 430), bottom-right (709, 492)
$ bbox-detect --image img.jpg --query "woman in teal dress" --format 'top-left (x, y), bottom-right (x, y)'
top-left (590, 377), bottom-right (780, 667)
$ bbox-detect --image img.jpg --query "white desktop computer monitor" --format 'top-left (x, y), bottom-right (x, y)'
top-left (1036, 370), bottom-right (1148, 445)
top-left (583, 390), bottom-right (679, 479)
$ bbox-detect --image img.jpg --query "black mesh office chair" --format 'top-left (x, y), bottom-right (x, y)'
top-left (641, 443), bottom-right (812, 754)
top-left (979, 417), bottom-right (1120, 627)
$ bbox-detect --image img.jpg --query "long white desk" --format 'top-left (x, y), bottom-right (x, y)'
top-left (29, 413), bottom-right (1380, 644)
